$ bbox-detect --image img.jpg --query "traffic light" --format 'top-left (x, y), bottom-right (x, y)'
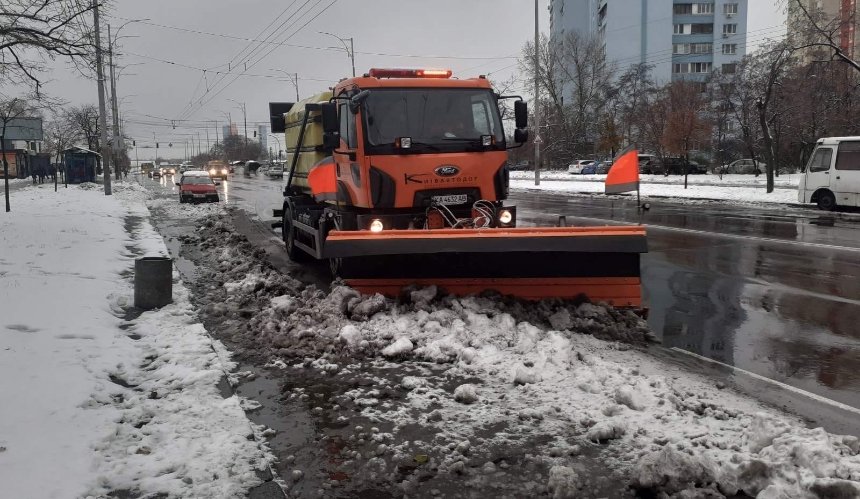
top-left (253, 131), bottom-right (257, 137)
top-left (132, 140), bottom-right (136, 146)
top-left (156, 143), bottom-right (159, 148)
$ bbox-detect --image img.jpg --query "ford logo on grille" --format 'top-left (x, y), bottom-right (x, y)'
top-left (435, 165), bottom-right (460, 177)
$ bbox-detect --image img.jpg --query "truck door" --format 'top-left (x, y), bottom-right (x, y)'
top-left (833, 140), bottom-right (860, 207)
top-left (800, 146), bottom-right (834, 203)
top-left (335, 99), bottom-right (362, 207)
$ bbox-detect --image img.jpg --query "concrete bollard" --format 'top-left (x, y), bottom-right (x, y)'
top-left (134, 256), bottom-right (173, 310)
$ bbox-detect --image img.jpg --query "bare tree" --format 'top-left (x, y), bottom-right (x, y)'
top-left (750, 42), bottom-right (795, 192)
top-left (662, 81), bottom-right (712, 187)
top-left (0, 0), bottom-right (96, 93)
top-left (65, 103), bottom-right (99, 150)
top-left (0, 96), bottom-right (39, 211)
top-left (521, 31), bottom-right (615, 166)
top-left (43, 110), bottom-right (78, 166)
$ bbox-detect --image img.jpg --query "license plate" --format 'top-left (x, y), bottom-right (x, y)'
top-left (431, 194), bottom-right (468, 205)
top-left (193, 194), bottom-right (205, 198)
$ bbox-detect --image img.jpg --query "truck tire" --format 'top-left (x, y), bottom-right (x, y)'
top-left (817, 191), bottom-right (836, 211)
top-left (283, 204), bottom-right (310, 261)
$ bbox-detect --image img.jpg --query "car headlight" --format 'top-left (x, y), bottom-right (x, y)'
top-left (221, 169), bottom-right (228, 174)
top-left (209, 169), bottom-right (216, 174)
top-left (369, 219), bottom-right (384, 233)
top-left (498, 209), bottom-right (513, 225)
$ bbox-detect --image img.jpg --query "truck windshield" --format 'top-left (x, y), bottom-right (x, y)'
top-left (363, 88), bottom-right (504, 152)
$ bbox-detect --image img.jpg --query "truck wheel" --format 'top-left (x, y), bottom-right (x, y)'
top-left (817, 191), bottom-right (836, 211)
top-left (283, 204), bottom-right (310, 261)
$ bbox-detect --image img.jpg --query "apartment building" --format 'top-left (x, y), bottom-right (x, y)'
top-left (549, 0), bottom-right (749, 83)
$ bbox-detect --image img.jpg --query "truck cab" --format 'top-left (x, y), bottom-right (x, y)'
top-left (799, 137), bottom-right (860, 210)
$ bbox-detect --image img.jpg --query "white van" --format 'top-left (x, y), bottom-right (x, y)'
top-left (799, 136), bottom-right (860, 210)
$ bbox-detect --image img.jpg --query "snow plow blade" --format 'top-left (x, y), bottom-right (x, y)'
top-left (324, 226), bottom-right (647, 307)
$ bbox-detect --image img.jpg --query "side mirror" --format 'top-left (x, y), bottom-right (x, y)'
top-left (514, 128), bottom-right (529, 144)
top-left (514, 100), bottom-right (528, 129)
top-left (175, 182), bottom-right (180, 186)
top-left (320, 102), bottom-right (338, 134)
top-left (323, 132), bottom-right (340, 151)
top-left (215, 182), bottom-right (222, 186)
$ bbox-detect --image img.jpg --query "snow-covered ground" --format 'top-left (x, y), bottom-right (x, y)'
top-left (0, 183), bottom-right (275, 498)
top-left (511, 172), bottom-right (802, 206)
top-left (173, 210), bottom-right (860, 497)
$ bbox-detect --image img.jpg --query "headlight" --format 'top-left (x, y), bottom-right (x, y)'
top-left (209, 169), bottom-right (216, 174)
top-left (369, 219), bottom-right (384, 233)
top-left (221, 169), bottom-right (228, 174)
top-left (498, 209), bottom-right (513, 224)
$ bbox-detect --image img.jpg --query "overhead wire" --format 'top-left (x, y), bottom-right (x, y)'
top-left (175, 0), bottom-right (331, 121)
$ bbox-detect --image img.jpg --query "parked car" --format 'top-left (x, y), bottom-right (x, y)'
top-left (643, 157), bottom-right (706, 175)
top-left (568, 160), bottom-right (595, 174)
top-left (176, 171), bottom-right (220, 204)
top-left (719, 159), bottom-right (764, 175)
top-left (507, 161), bottom-right (531, 171)
top-left (581, 163), bottom-right (598, 175)
top-left (595, 161), bottom-right (612, 174)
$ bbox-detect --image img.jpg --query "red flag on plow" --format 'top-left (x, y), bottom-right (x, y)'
top-left (605, 149), bottom-right (639, 195)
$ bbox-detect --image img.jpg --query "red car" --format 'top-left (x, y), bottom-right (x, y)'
top-left (176, 172), bottom-right (220, 204)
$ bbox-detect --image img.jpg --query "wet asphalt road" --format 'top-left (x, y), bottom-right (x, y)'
top-left (141, 172), bottom-right (860, 425)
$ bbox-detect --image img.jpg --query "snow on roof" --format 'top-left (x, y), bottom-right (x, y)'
top-left (817, 136), bottom-right (860, 144)
top-left (62, 146), bottom-right (102, 157)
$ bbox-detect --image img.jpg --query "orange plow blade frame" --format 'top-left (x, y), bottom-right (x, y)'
top-left (324, 226), bottom-right (647, 306)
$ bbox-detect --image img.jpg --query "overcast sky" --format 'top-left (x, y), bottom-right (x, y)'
top-left (35, 0), bottom-right (786, 159)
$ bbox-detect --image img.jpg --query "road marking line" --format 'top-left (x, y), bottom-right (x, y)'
top-left (559, 214), bottom-right (860, 254)
top-left (670, 347), bottom-right (860, 416)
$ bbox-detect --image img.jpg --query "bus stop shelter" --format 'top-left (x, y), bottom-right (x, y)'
top-left (63, 147), bottom-right (100, 184)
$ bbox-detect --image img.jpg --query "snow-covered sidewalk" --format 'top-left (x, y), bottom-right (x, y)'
top-left (0, 183), bottom-right (275, 498)
top-left (511, 172), bottom-right (802, 206)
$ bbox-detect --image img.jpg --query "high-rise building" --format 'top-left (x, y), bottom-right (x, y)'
top-left (221, 123), bottom-right (238, 141)
top-left (549, 0), bottom-right (749, 83)
top-left (258, 125), bottom-right (267, 153)
top-left (789, 0), bottom-right (857, 64)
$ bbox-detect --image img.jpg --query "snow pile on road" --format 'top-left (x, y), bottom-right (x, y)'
top-left (188, 213), bottom-right (860, 497)
top-left (0, 183), bottom-right (274, 498)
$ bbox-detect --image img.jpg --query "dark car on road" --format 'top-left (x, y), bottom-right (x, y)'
top-left (177, 171), bottom-right (220, 204)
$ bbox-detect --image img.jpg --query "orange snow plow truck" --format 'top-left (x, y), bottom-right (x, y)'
top-left (270, 68), bottom-right (646, 306)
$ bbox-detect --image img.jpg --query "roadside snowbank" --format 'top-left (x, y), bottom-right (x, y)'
top-left (511, 172), bottom-right (798, 204)
top-left (511, 178), bottom-right (800, 206)
top-left (186, 214), bottom-right (859, 497)
top-left (0, 183), bottom-right (273, 498)
top-left (511, 171), bottom-right (801, 188)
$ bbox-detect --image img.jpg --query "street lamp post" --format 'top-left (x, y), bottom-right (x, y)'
top-left (274, 70), bottom-right (300, 101)
top-left (228, 98), bottom-right (248, 149)
top-left (319, 31), bottom-right (355, 77)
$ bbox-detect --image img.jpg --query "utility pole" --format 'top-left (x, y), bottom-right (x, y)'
top-left (242, 102), bottom-right (247, 148)
top-left (533, 0), bottom-right (541, 187)
top-left (206, 128), bottom-right (210, 156)
top-left (349, 38), bottom-right (355, 77)
top-left (108, 24), bottom-right (122, 181)
top-left (93, 0), bottom-right (112, 195)
top-left (294, 73), bottom-right (299, 100)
